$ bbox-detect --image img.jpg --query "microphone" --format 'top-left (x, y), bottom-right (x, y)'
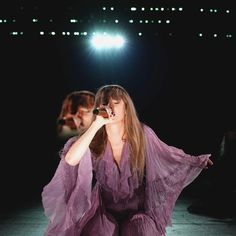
top-left (93, 107), bottom-right (110, 118)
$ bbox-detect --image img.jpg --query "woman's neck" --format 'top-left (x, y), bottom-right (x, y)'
top-left (106, 123), bottom-right (125, 145)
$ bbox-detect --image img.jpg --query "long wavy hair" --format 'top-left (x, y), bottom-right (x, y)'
top-left (90, 85), bottom-right (145, 181)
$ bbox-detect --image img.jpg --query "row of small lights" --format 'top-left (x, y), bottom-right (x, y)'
top-left (102, 7), bottom-right (183, 11)
top-left (6, 5), bottom-right (231, 13)
top-left (9, 31), bottom-right (233, 38)
top-left (9, 31), bottom-right (88, 36)
top-left (199, 9), bottom-right (230, 13)
top-left (0, 18), bottom-right (172, 24)
top-left (102, 7), bottom-right (231, 13)
top-left (2, 17), bottom-right (233, 24)
top-left (0, 8), bottom-right (231, 24)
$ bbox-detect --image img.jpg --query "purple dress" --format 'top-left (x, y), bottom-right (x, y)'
top-left (42, 124), bottom-right (210, 236)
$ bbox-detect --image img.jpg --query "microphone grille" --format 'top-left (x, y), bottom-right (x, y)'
top-left (93, 108), bottom-right (99, 115)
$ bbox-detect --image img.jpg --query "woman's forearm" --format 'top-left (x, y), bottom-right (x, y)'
top-left (65, 121), bottom-right (103, 166)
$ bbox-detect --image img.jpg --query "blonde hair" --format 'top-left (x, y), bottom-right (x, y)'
top-left (90, 85), bottom-right (145, 181)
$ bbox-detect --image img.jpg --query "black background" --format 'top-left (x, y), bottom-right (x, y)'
top-left (0, 0), bottom-right (235, 211)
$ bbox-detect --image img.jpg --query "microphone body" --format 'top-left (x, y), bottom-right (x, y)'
top-left (93, 107), bottom-right (111, 118)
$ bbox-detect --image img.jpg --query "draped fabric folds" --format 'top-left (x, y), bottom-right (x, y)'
top-left (143, 125), bottom-right (210, 235)
top-left (42, 124), bottom-right (210, 236)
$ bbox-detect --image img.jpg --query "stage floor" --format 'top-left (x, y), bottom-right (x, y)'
top-left (0, 195), bottom-right (235, 236)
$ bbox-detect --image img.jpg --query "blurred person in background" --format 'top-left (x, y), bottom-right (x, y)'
top-left (56, 90), bottom-right (95, 141)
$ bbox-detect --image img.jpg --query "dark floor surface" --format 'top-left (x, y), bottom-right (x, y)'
top-left (0, 193), bottom-right (235, 236)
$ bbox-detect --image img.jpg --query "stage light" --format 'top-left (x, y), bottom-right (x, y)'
top-left (90, 33), bottom-right (125, 50)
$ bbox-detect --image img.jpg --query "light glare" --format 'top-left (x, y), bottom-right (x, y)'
top-left (91, 34), bottom-right (125, 49)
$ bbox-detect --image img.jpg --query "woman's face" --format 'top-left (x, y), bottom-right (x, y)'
top-left (108, 98), bottom-right (126, 123)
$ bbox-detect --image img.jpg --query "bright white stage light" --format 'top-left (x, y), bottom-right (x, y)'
top-left (91, 34), bottom-right (125, 50)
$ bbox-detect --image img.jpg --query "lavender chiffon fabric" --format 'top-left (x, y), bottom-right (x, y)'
top-left (42, 124), bottom-right (210, 236)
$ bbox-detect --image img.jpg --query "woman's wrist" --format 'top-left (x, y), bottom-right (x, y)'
top-left (91, 118), bottom-right (104, 131)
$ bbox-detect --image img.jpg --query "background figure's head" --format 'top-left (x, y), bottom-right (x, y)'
top-left (57, 90), bottom-right (95, 138)
top-left (92, 84), bottom-right (145, 181)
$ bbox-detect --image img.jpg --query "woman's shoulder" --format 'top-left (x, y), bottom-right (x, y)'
top-left (141, 123), bottom-right (163, 143)
top-left (141, 123), bottom-right (156, 135)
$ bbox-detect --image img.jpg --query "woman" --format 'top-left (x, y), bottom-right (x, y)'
top-left (42, 84), bottom-right (213, 236)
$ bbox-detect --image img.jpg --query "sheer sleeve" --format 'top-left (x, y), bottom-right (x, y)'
top-left (143, 125), bottom-right (211, 235)
top-left (41, 136), bottom-right (93, 234)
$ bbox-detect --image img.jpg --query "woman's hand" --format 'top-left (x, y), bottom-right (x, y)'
top-left (204, 157), bottom-right (214, 169)
top-left (93, 106), bottom-right (115, 126)
top-left (93, 109), bottom-right (114, 127)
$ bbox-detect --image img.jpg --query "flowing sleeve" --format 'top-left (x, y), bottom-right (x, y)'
top-left (143, 125), bottom-right (211, 235)
top-left (41, 136), bottom-right (93, 234)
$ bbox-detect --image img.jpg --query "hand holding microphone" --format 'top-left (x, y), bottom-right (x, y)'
top-left (93, 106), bottom-right (115, 118)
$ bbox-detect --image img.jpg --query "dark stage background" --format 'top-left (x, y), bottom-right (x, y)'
top-left (0, 1), bottom-right (235, 212)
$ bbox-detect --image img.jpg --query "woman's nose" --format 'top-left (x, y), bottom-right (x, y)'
top-left (108, 102), bottom-right (114, 110)
top-left (110, 105), bottom-right (114, 113)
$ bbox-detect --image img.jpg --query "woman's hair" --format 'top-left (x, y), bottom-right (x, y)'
top-left (90, 85), bottom-right (145, 181)
top-left (58, 90), bottom-right (95, 119)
